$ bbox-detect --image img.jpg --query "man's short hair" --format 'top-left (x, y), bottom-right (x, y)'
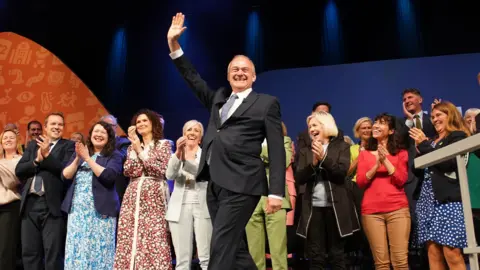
top-left (312, 102), bottom-right (332, 113)
top-left (27, 120), bottom-right (42, 130)
top-left (44, 112), bottom-right (65, 125)
top-left (100, 114), bottom-right (118, 126)
top-left (402, 88), bottom-right (422, 97)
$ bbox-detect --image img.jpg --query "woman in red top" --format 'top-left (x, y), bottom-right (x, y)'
top-left (357, 113), bottom-right (410, 270)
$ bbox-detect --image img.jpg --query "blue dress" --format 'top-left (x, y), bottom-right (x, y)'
top-left (65, 154), bottom-right (117, 270)
top-left (413, 168), bottom-right (467, 249)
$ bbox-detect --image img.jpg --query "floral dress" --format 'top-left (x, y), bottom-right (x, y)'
top-left (65, 154), bottom-right (117, 269)
top-left (114, 140), bottom-right (172, 270)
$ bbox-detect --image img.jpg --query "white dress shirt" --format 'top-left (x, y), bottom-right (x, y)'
top-left (170, 48), bottom-right (283, 201)
top-left (405, 111), bottom-right (424, 129)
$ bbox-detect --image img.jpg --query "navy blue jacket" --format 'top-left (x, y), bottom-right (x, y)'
top-left (61, 150), bottom-right (123, 217)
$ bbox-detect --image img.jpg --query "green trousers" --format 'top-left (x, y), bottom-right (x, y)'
top-left (245, 196), bottom-right (288, 270)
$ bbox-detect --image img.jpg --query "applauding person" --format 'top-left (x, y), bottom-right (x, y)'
top-left (61, 121), bottom-right (123, 269)
top-left (357, 113), bottom-right (410, 270)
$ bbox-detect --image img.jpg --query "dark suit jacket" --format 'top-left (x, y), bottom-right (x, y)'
top-left (115, 136), bottom-right (130, 158)
top-left (15, 139), bottom-right (75, 216)
top-left (295, 128), bottom-right (344, 194)
top-left (61, 150), bottom-right (123, 217)
top-left (295, 134), bottom-right (359, 238)
top-left (115, 136), bottom-right (131, 203)
top-left (415, 131), bottom-right (467, 202)
top-left (173, 54), bottom-right (286, 196)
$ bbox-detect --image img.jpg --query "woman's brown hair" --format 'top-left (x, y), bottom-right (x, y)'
top-left (431, 101), bottom-right (471, 136)
top-left (86, 121), bottom-right (116, 157)
top-left (130, 109), bottom-right (164, 145)
top-left (365, 113), bottom-right (405, 155)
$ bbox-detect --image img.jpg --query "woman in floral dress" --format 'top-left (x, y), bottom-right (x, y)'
top-left (114, 109), bottom-right (172, 270)
top-left (62, 121), bottom-right (123, 269)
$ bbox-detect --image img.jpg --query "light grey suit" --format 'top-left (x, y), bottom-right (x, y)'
top-left (166, 148), bottom-right (211, 270)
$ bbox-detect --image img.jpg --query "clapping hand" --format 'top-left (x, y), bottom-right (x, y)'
top-left (409, 127), bottom-right (427, 145)
top-left (167, 13), bottom-right (187, 43)
top-left (175, 136), bottom-right (187, 160)
top-left (377, 144), bottom-right (388, 163)
top-left (128, 126), bottom-right (142, 153)
top-left (36, 135), bottom-right (51, 158)
top-left (75, 142), bottom-right (89, 161)
top-left (311, 141), bottom-right (324, 165)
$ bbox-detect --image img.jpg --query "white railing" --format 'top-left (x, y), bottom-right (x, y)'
top-left (415, 133), bottom-right (480, 270)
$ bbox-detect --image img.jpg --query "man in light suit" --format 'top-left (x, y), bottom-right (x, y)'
top-left (167, 13), bottom-right (286, 270)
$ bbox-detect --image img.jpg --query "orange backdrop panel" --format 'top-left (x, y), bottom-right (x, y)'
top-left (0, 32), bottom-right (125, 145)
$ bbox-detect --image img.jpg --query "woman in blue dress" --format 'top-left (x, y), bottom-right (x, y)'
top-left (61, 121), bottom-right (124, 269)
top-left (409, 101), bottom-right (471, 270)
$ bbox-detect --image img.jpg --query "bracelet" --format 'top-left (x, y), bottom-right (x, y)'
top-left (388, 168), bottom-right (396, 176)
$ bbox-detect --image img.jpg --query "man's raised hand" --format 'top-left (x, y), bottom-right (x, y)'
top-left (167, 13), bottom-right (187, 43)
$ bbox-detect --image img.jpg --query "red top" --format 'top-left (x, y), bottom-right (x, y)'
top-left (357, 149), bottom-right (409, 215)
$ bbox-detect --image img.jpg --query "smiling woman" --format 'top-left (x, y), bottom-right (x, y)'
top-left (61, 121), bottom-right (123, 270)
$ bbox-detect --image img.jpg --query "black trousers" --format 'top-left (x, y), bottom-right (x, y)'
top-left (21, 195), bottom-right (66, 270)
top-left (0, 200), bottom-right (21, 270)
top-left (307, 207), bottom-right (346, 270)
top-left (206, 181), bottom-right (260, 270)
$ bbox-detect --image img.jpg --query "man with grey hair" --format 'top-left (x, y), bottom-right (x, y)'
top-left (100, 114), bottom-right (130, 203)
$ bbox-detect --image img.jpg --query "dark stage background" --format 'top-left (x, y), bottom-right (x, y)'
top-left (2, 0), bottom-right (480, 140)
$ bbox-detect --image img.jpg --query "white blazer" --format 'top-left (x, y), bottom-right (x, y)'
top-left (165, 148), bottom-right (210, 222)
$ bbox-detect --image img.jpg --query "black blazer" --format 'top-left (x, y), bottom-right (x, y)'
top-left (172, 54), bottom-right (286, 196)
top-left (295, 135), bottom-right (359, 238)
top-left (61, 150), bottom-right (123, 217)
top-left (15, 139), bottom-right (75, 216)
top-left (414, 131), bottom-right (467, 203)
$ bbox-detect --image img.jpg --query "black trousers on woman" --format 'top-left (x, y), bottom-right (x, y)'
top-left (0, 200), bottom-right (21, 270)
top-left (307, 206), bottom-right (346, 270)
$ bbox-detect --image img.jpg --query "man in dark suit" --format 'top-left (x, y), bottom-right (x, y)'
top-left (15, 112), bottom-right (75, 270)
top-left (100, 114), bottom-right (130, 203)
top-left (397, 88), bottom-right (437, 269)
top-left (167, 13), bottom-right (286, 270)
top-left (400, 88), bottom-right (437, 200)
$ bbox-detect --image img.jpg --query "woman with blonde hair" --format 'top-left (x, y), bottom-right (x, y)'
top-left (410, 101), bottom-right (470, 270)
top-left (0, 128), bottom-right (23, 270)
top-left (464, 108), bottom-right (480, 134)
top-left (296, 111), bottom-right (359, 269)
top-left (166, 120), bottom-right (211, 270)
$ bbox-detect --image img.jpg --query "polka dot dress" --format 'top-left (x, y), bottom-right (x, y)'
top-left (412, 169), bottom-right (467, 249)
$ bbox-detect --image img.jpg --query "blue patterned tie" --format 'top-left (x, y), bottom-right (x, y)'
top-left (220, 94), bottom-right (238, 124)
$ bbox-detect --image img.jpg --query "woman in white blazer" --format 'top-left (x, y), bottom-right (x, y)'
top-left (166, 120), bottom-right (211, 270)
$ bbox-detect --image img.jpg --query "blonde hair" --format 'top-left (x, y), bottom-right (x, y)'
top-left (464, 108), bottom-right (480, 118)
top-left (0, 129), bottom-right (23, 158)
top-left (182, 120), bottom-right (204, 137)
top-left (306, 111), bottom-right (339, 137)
top-left (353, 117), bottom-right (373, 139)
